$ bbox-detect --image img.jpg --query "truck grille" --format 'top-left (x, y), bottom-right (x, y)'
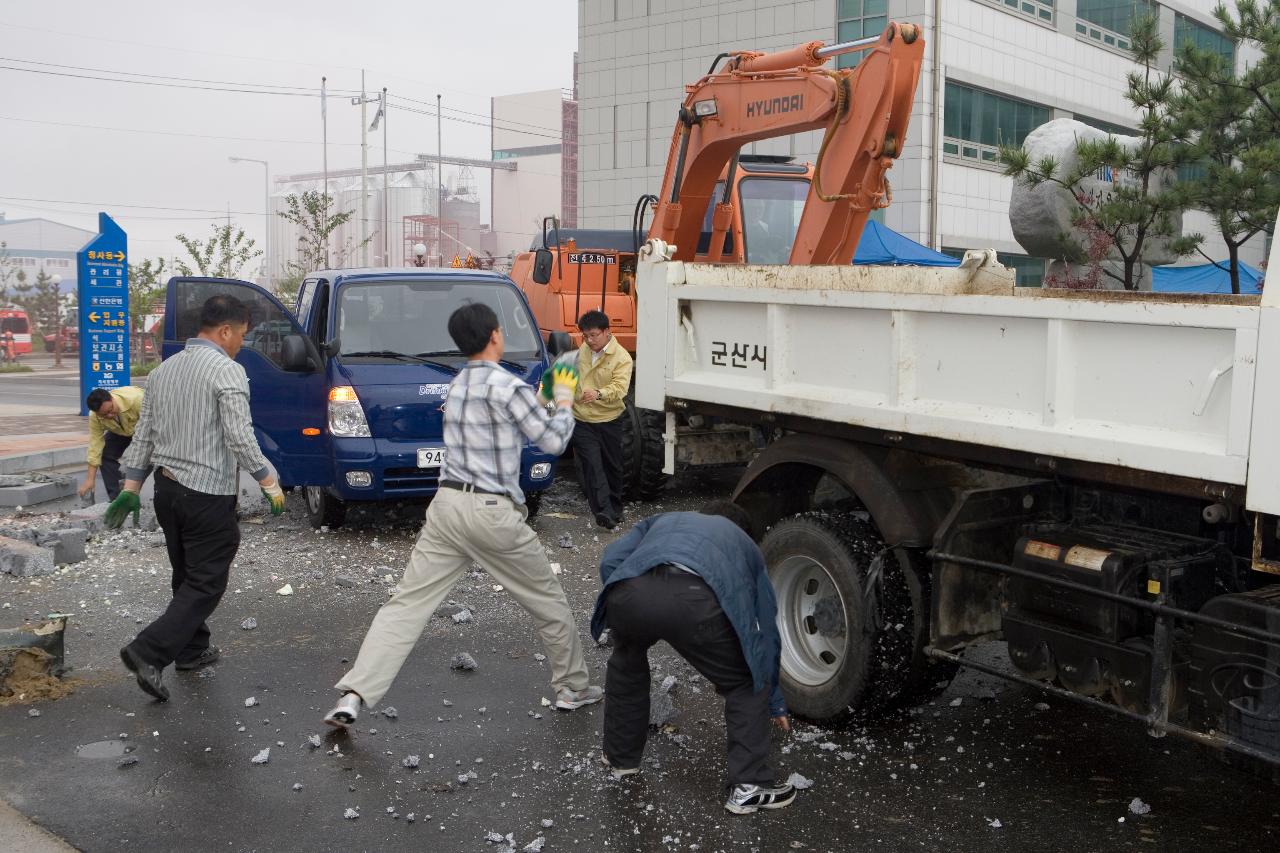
top-left (382, 467), bottom-right (441, 494)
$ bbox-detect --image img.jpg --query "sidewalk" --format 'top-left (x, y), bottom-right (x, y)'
top-left (0, 415), bottom-right (85, 456)
top-left (0, 800), bottom-right (73, 852)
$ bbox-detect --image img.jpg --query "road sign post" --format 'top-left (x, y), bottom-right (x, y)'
top-left (76, 213), bottom-right (129, 416)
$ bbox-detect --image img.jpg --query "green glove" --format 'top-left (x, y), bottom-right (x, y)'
top-left (103, 490), bottom-right (141, 529)
top-left (540, 352), bottom-right (580, 403)
top-left (261, 481), bottom-right (285, 516)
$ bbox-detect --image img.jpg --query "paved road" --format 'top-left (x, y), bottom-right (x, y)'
top-left (0, 473), bottom-right (1277, 852)
top-left (0, 373), bottom-right (81, 418)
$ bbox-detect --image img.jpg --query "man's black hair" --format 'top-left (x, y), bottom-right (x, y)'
top-left (199, 294), bottom-right (252, 330)
top-left (86, 388), bottom-right (112, 412)
top-left (577, 309), bottom-right (610, 332)
top-left (699, 500), bottom-right (755, 539)
top-left (448, 302), bottom-right (500, 357)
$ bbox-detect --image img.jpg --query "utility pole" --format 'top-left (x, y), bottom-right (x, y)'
top-left (382, 88), bottom-right (389, 266)
top-left (437, 93), bottom-right (443, 267)
top-left (322, 76), bottom-right (329, 266)
top-left (229, 156), bottom-right (270, 286)
top-left (355, 70), bottom-right (371, 266)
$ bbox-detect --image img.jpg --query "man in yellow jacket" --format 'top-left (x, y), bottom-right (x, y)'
top-left (80, 386), bottom-right (146, 501)
top-left (572, 310), bottom-right (634, 530)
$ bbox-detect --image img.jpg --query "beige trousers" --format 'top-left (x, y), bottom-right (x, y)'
top-left (335, 486), bottom-right (590, 707)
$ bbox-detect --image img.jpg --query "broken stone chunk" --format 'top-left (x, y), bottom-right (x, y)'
top-left (451, 652), bottom-right (478, 671)
top-left (786, 772), bottom-right (814, 790)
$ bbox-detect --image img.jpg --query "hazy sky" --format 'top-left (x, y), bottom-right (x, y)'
top-left (0, 1), bottom-right (577, 269)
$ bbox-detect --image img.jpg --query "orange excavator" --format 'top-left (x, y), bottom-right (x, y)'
top-left (510, 22), bottom-right (925, 495)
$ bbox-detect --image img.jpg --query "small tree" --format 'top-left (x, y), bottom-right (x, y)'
top-left (174, 223), bottom-right (263, 279)
top-left (13, 270), bottom-right (62, 341)
top-left (1001, 14), bottom-right (1200, 289)
top-left (277, 191), bottom-right (367, 276)
top-left (128, 258), bottom-right (168, 355)
top-left (0, 241), bottom-right (17, 305)
top-left (1172, 1), bottom-right (1280, 294)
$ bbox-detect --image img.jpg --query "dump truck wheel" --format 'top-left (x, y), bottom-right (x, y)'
top-left (622, 397), bottom-right (668, 501)
top-left (762, 512), bottom-right (940, 721)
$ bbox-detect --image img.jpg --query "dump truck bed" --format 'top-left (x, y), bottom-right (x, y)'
top-left (634, 252), bottom-right (1280, 514)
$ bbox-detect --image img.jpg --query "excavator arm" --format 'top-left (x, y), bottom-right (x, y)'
top-left (649, 22), bottom-right (925, 264)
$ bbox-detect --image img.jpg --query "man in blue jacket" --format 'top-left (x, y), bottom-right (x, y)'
top-left (590, 500), bottom-right (797, 815)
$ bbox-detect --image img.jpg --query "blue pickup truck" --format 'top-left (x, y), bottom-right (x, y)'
top-left (162, 269), bottom-right (563, 528)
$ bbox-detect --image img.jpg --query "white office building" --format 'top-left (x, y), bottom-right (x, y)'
top-left (576, 0), bottom-right (1265, 285)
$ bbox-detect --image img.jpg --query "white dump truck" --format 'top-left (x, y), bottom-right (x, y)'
top-left (634, 239), bottom-right (1280, 778)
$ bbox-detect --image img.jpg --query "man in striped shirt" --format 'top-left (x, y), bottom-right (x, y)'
top-left (112, 294), bottom-right (285, 701)
top-left (325, 302), bottom-right (603, 727)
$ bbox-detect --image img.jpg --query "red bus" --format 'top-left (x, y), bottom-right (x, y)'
top-left (0, 309), bottom-right (33, 355)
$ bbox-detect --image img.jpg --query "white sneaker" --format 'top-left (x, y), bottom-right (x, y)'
top-left (724, 782), bottom-right (797, 815)
top-left (555, 685), bottom-right (604, 710)
top-left (324, 692), bottom-right (361, 728)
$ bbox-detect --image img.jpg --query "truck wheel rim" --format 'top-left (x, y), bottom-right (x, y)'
top-left (305, 486), bottom-right (322, 514)
top-left (773, 555), bottom-right (849, 687)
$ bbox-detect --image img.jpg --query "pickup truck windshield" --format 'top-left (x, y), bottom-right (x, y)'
top-left (338, 279), bottom-right (540, 362)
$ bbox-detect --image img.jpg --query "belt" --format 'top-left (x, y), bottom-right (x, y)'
top-left (160, 467), bottom-right (178, 481)
top-left (439, 479), bottom-right (506, 498)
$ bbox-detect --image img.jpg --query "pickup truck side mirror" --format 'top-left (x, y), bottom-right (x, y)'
top-left (546, 331), bottom-right (575, 357)
top-left (281, 334), bottom-right (313, 372)
top-left (532, 248), bottom-right (554, 285)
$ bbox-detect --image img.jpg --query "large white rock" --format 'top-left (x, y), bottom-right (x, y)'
top-left (1010, 118), bottom-right (1182, 280)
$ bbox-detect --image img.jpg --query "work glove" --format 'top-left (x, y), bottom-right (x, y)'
top-left (260, 481), bottom-right (286, 516)
top-left (103, 490), bottom-right (141, 529)
top-left (539, 353), bottom-right (580, 405)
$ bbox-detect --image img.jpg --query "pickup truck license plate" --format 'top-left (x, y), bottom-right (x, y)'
top-left (416, 447), bottom-right (446, 468)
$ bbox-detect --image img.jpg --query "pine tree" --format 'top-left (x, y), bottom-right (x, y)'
top-left (1172, 0), bottom-right (1280, 294)
top-left (1001, 14), bottom-right (1200, 289)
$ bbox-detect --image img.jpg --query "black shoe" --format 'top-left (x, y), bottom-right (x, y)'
top-left (594, 513), bottom-right (618, 531)
top-left (120, 645), bottom-right (169, 702)
top-left (175, 646), bottom-right (221, 671)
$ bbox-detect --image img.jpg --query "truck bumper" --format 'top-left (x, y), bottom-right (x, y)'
top-left (326, 437), bottom-right (558, 502)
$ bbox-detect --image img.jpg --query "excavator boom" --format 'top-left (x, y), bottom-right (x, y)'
top-left (649, 22), bottom-right (925, 264)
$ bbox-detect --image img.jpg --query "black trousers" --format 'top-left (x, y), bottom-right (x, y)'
top-left (573, 415), bottom-right (625, 523)
top-left (602, 565), bottom-right (774, 786)
top-left (100, 431), bottom-right (132, 501)
top-left (130, 474), bottom-right (240, 668)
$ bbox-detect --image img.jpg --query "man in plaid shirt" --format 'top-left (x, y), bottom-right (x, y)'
top-left (325, 302), bottom-right (603, 727)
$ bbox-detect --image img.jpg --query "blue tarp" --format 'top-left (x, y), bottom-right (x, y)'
top-left (1151, 261), bottom-right (1263, 294)
top-left (853, 220), bottom-right (962, 267)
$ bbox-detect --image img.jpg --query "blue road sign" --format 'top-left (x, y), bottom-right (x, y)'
top-left (77, 213), bottom-right (129, 416)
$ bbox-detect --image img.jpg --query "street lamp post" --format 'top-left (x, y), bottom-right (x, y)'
top-left (412, 242), bottom-right (427, 267)
top-left (229, 156), bottom-right (271, 287)
top-left (50, 274), bottom-right (63, 368)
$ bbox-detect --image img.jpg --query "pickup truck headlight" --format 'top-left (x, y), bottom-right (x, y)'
top-left (328, 386), bottom-right (371, 437)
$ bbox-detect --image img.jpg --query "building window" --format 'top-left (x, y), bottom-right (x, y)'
top-left (998, 252), bottom-right (1047, 287)
top-left (943, 81), bottom-right (1050, 164)
top-left (835, 0), bottom-right (887, 69)
top-left (1175, 13), bottom-right (1235, 66)
top-left (982, 0), bottom-right (1055, 25)
top-left (1075, 0), bottom-right (1157, 52)
top-left (493, 144), bottom-right (562, 160)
